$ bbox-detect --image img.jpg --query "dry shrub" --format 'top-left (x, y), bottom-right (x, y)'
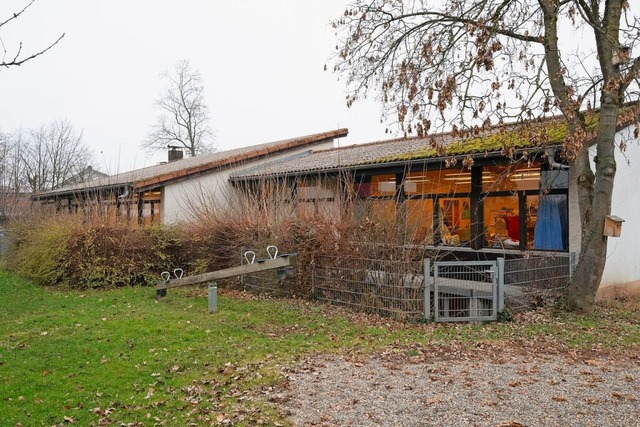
top-left (64, 222), bottom-right (180, 288)
top-left (7, 215), bottom-right (180, 288)
top-left (6, 214), bottom-right (73, 286)
top-left (6, 181), bottom-right (426, 292)
top-left (177, 183), bottom-right (418, 295)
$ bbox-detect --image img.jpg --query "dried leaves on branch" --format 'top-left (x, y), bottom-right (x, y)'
top-left (331, 0), bottom-right (638, 142)
top-left (330, 0), bottom-right (640, 311)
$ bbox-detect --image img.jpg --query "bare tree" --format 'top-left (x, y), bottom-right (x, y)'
top-left (0, 130), bottom-right (28, 221)
top-left (332, 0), bottom-right (640, 311)
top-left (19, 120), bottom-right (93, 193)
top-left (143, 60), bottom-right (215, 157)
top-left (0, 0), bottom-right (64, 68)
top-left (0, 131), bottom-right (11, 221)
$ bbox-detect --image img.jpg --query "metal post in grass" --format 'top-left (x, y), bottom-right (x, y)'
top-left (423, 258), bottom-right (431, 321)
top-left (208, 282), bottom-right (218, 313)
top-left (497, 257), bottom-right (505, 312)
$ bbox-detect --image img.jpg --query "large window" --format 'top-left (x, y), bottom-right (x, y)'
top-left (296, 177), bottom-right (339, 217)
top-left (438, 197), bottom-right (472, 244)
top-left (351, 160), bottom-right (568, 252)
top-left (481, 162), bottom-right (568, 251)
top-left (404, 169), bottom-right (471, 245)
top-left (353, 174), bottom-right (398, 226)
top-left (406, 199), bottom-right (434, 244)
top-left (405, 170), bottom-right (471, 195)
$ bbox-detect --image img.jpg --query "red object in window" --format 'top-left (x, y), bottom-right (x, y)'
top-left (506, 216), bottom-right (520, 241)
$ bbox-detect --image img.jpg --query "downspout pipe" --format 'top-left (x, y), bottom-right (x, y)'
top-left (544, 148), bottom-right (569, 170)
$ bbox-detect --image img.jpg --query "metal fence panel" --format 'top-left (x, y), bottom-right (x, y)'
top-left (312, 255), bottom-right (426, 321)
top-left (503, 254), bottom-right (573, 311)
top-left (434, 261), bottom-right (498, 322)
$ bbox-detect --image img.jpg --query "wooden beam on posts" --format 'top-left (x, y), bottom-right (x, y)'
top-left (156, 254), bottom-right (298, 294)
top-left (137, 191), bottom-right (144, 226)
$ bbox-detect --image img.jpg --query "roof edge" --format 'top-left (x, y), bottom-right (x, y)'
top-left (134, 128), bottom-right (348, 191)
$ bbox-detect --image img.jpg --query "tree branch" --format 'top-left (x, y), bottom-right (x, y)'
top-left (1, 33), bottom-right (65, 68)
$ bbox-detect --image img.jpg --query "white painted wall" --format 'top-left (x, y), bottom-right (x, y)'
top-left (601, 125), bottom-right (640, 289)
top-left (161, 141), bottom-right (334, 224)
top-left (569, 125), bottom-right (640, 291)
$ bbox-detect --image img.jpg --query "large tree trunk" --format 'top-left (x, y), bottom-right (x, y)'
top-left (564, 0), bottom-right (623, 310)
top-left (566, 102), bottom-right (618, 310)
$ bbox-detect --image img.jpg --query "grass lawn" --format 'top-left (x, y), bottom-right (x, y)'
top-left (1, 270), bottom-right (638, 426)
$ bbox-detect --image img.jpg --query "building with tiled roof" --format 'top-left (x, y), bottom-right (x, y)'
top-left (228, 113), bottom-right (640, 297)
top-left (34, 129), bottom-right (348, 224)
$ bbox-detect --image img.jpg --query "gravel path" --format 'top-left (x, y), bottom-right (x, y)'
top-left (279, 351), bottom-right (640, 427)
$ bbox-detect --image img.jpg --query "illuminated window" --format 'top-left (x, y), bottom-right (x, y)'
top-left (405, 169), bottom-right (471, 195)
top-left (482, 165), bottom-right (540, 192)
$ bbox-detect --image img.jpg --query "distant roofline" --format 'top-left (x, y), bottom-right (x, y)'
top-left (33, 128), bottom-right (348, 199)
top-left (134, 128), bottom-right (348, 192)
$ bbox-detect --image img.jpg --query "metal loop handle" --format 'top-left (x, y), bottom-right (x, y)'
top-left (174, 268), bottom-right (184, 279)
top-left (244, 250), bottom-right (256, 265)
top-left (160, 271), bottom-right (171, 282)
top-left (266, 245), bottom-right (279, 259)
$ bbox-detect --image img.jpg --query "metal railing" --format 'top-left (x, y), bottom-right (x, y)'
top-left (241, 251), bottom-right (575, 322)
top-left (312, 255), bottom-right (427, 321)
top-left (503, 254), bottom-right (574, 311)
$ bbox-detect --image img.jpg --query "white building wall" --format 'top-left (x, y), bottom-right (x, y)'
top-left (570, 125), bottom-right (640, 292)
top-left (600, 125), bottom-right (640, 291)
top-left (161, 141), bottom-right (334, 224)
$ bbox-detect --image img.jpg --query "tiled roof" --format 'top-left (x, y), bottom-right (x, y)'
top-left (229, 133), bottom-right (456, 179)
top-left (35, 129), bottom-right (348, 198)
top-left (230, 106), bottom-right (639, 180)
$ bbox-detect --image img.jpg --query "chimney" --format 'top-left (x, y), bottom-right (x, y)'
top-left (168, 145), bottom-right (184, 162)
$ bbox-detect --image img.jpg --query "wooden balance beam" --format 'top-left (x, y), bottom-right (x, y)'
top-left (155, 254), bottom-right (298, 311)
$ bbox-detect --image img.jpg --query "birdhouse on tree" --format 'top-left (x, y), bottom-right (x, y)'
top-left (603, 215), bottom-right (624, 237)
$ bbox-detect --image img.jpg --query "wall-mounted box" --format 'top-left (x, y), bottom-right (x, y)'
top-left (604, 215), bottom-right (624, 237)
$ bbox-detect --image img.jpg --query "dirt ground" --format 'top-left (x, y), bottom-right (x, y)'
top-left (277, 346), bottom-right (640, 427)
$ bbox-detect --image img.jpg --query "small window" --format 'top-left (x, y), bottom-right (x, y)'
top-left (484, 195), bottom-right (520, 248)
top-left (370, 174), bottom-right (396, 196)
top-left (405, 169), bottom-right (470, 195)
top-left (483, 165), bottom-right (540, 192)
top-left (406, 199), bottom-right (434, 244)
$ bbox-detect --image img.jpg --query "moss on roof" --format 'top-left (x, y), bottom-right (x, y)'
top-left (376, 110), bottom-right (607, 163)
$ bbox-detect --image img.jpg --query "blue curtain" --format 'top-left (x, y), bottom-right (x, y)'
top-left (533, 195), bottom-right (567, 251)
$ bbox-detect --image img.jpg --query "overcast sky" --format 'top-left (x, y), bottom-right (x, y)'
top-left (1, 0), bottom-right (389, 173)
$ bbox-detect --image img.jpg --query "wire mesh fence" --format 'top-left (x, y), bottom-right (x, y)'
top-left (433, 261), bottom-right (498, 322)
top-left (240, 247), bottom-right (294, 297)
top-left (503, 254), bottom-right (574, 311)
top-left (239, 246), bottom-right (575, 321)
top-left (312, 255), bottom-right (426, 321)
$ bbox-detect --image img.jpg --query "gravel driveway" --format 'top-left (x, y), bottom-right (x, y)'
top-left (279, 348), bottom-right (640, 427)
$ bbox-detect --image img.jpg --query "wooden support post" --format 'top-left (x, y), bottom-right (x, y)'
top-left (137, 192), bottom-right (144, 226)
